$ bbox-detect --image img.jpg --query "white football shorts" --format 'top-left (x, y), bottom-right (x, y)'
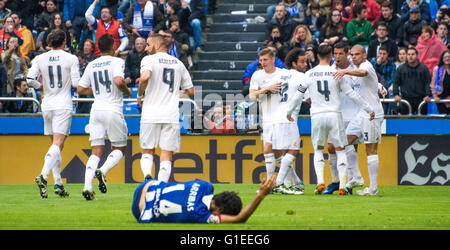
top-left (272, 123), bottom-right (301, 150)
top-left (311, 112), bottom-right (347, 149)
top-left (140, 123), bottom-right (180, 152)
top-left (346, 114), bottom-right (382, 144)
top-left (89, 110), bottom-right (128, 147)
top-left (43, 109), bottom-right (72, 136)
top-left (261, 122), bottom-right (274, 145)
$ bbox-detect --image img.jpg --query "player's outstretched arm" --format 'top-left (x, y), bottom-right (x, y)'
top-left (220, 175), bottom-right (276, 224)
top-left (341, 82), bottom-right (375, 120)
top-left (333, 69), bottom-right (368, 80)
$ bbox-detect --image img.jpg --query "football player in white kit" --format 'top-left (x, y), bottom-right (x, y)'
top-left (271, 48), bottom-right (309, 194)
top-left (286, 43), bottom-right (375, 195)
top-left (249, 47), bottom-right (290, 189)
top-left (29, 29), bottom-right (80, 198)
top-left (137, 34), bottom-right (194, 182)
top-left (333, 45), bottom-right (385, 196)
top-left (77, 34), bottom-right (132, 200)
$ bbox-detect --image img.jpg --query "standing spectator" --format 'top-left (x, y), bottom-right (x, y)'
top-left (374, 1), bottom-right (404, 47)
top-left (304, 2), bottom-right (327, 40)
top-left (0, 0), bottom-right (11, 29)
top-left (39, 13), bottom-right (72, 53)
top-left (393, 47), bottom-right (432, 114)
top-left (0, 16), bottom-right (23, 55)
top-left (402, 6), bottom-right (428, 47)
top-left (1, 37), bottom-right (27, 94)
top-left (416, 25), bottom-right (448, 74)
top-left (11, 12), bottom-right (35, 64)
top-left (436, 22), bottom-right (449, 46)
top-left (35, 0), bottom-right (58, 34)
top-left (342, 0), bottom-right (381, 25)
top-left (264, 26), bottom-right (290, 61)
top-left (282, 0), bottom-right (306, 24)
top-left (63, 0), bottom-right (93, 50)
top-left (2, 78), bottom-right (34, 113)
top-left (371, 45), bottom-right (396, 114)
top-left (395, 46), bottom-right (408, 67)
top-left (400, 0), bottom-right (431, 23)
top-left (367, 21), bottom-right (398, 62)
top-left (267, 4), bottom-right (297, 45)
top-left (347, 4), bottom-right (374, 48)
top-left (86, 0), bottom-right (129, 58)
top-left (430, 50), bottom-right (450, 114)
top-left (125, 37), bottom-right (146, 88)
top-left (289, 24), bottom-right (318, 50)
top-left (319, 8), bottom-right (348, 45)
top-left (123, 0), bottom-right (166, 42)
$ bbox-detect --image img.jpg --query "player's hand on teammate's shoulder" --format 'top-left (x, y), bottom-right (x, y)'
top-left (266, 82), bottom-right (282, 93)
top-left (332, 70), bottom-right (347, 80)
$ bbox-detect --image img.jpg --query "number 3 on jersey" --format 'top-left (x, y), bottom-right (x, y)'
top-left (317, 80), bottom-right (330, 101)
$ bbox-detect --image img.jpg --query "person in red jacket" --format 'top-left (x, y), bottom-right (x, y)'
top-left (0, 16), bottom-right (23, 55)
top-left (85, 0), bottom-right (128, 57)
top-left (342, 0), bottom-right (381, 25)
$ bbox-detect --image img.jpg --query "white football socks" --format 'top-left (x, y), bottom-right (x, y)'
top-left (328, 153), bottom-right (339, 183)
top-left (367, 155), bottom-right (379, 191)
top-left (276, 153), bottom-right (296, 186)
top-left (52, 150), bottom-right (63, 186)
top-left (140, 153), bottom-right (154, 178)
top-left (158, 161), bottom-right (172, 182)
top-left (336, 150), bottom-right (348, 190)
top-left (264, 153), bottom-right (276, 179)
top-left (345, 145), bottom-right (360, 179)
top-left (99, 149), bottom-right (123, 175)
top-left (84, 154), bottom-right (100, 192)
top-left (314, 149), bottom-right (325, 185)
top-left (41, 144), bottom-right (61, 181)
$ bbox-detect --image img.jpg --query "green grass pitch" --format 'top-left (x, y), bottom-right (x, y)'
top-left (1, 183), bottom-right (450, 230)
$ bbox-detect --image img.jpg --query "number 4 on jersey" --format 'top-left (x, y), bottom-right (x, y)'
top-left (317, 80), bottom-right (330, 101)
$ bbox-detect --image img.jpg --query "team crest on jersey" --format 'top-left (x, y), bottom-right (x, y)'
top-left (206, 214), bottom-right (220, 224)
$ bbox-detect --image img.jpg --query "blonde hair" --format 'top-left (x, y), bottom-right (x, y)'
top-left (290, 24), bottom-right (313, 47)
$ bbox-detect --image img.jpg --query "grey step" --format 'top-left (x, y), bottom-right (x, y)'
top-left (198, 51), bottom-right (257, 61)
top-left (195, 60), bottom-right (254, 70)
top-left (212, 13), bottom-right (264, 23)
top-left (223, 0), bottom-right (276, 4)
top-left (193, 80), bottom-right (243, 90)
top-left (215, 4), bottom-right (271, 14)
top-left (203, 41), bottom-right (263, 52)
top-left (209, 23), bottom-right (267, 33)
top-left (193, 70), bottom-right (244, 80)
top-left (207, 32), bottom-right (266, 42)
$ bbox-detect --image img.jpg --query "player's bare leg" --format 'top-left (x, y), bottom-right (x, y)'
top-left (141, 149), bottom-right (155, 180)
top-left (158, 150), bottom-right (173, 182)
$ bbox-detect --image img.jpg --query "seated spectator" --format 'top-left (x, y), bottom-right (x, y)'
top-left (2, 78), bottom-right (34, 113)
top-left (305, 42), bottom-right (319, 70)
top-left (39, 13), bottom-right (72, 53)
top-left (11, 12), bottom-right (35, 65)
top-left (0, 0), bottom-right (11, 29)
top-left (187, 0), bottom-right (206, 54)
top-left (166, 0), bottom-right (193, 39)
top-left (416, 25), bottom-right (448, 74)
top-left (319, 8), bottom-right (348, 45)
top-left (123, 0), bottom-right (166, 42)
top-left (403, 6), bottom-right (428, 47)
top-left (125, 37), bottom-right (146, 88)
top-left (395, 47), bottom-right (408, 67)
top-left (159, 29), bottom-right (189, 68)
top-left (63, 0), bottom-right (92, 49)
top-left (263, 26), bottom-right (290, 61)
top-left (266, 4), bottom-right (297, 44)
top-left (304, 2), bottom-right (326, 40)
top-left (35, 0), bottom-right (58, 34)
top-left (400, 0), bottom-right (431, 23)
top-left (430, 50), bottom-right (450, 114)
top-left (86, 0), bottom-right (129, 58)
top-left (374, 1), bottom-right (404, 47)
top-left (342, 0), bottom-right (381, 25)
top-left (169, 15), bottom-right (192, 56)
top-left (0, 60), bottom-right (7, 112)
top-left (368, 21), bottom-right (398, 62)
top-left (204, 104), bottom-right (237, 134)
top-left (370, 45), bottom-right (396, 114)
top-left (266, 0), bottom-right (283, 21)
top-left (1, 37), bottom-right (27, 94)
top-left (306, 0), bottom-right (332, 17)
top-left (393, 47), bottom-right (432, 114)
top-left (436, 22), bottom-right (449, 46)
top-left (346, 3), bottom-right (374, 48)
top-left (281, 0), bottom-right (305, 24)
top-left (80, 39), bottom-right (96, 73)
top-left (0, 16), bottom-right (23, 55)
top-left (289, 24), bottom-right (318, 50)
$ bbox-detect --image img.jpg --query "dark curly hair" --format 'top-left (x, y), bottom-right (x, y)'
top-left (212, 191), bottom-right (242, 216)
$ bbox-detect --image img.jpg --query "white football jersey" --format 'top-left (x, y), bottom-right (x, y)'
top-left (333, 62), bottom-right (361, 122)
top-left (249, 68), bottom-right (291, 124)
top-left (27, 50), bottom-right (80, 111)
top-left (140, 52), bottom-right (193, 123)
top-left (79, 56), bottom-right (125, 114)
top-left (274, 69), bottom-right (306, 123)
top-left (353, 61), bottom-right (384, 119)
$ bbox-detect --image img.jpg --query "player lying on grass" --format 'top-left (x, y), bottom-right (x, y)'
top-left (132, 175), bottom-right (276, 223)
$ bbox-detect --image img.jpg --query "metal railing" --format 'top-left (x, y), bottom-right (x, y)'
top-left (0, 97), bottom-right (43, 112)
top-left (381, 98), bottom-right (413, 115)
top-left (418, 99), bottom-right (450, 115)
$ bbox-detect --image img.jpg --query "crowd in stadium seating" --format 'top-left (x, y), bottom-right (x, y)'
top-left (0, 0), bottom-right (449, 126)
